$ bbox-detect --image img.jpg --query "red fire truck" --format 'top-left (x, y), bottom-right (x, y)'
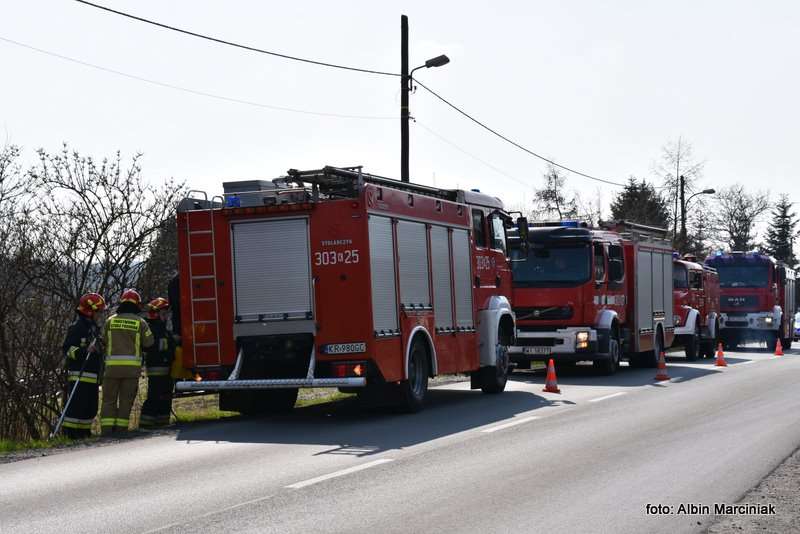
top-left (508, 220), bottom-right (675, 374)
top-left (705, 251), bottom-right (796, 351)
top-left (671, 255), bottom-right (720, 360)
top-left (173, 166), bottom-right (517, 413)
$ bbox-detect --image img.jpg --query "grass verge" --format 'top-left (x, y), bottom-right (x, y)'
top-left (0, 436), bottom-right (75, 454)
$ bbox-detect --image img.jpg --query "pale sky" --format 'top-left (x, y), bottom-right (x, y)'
top-left (2, 0), bottom-right (798, 217)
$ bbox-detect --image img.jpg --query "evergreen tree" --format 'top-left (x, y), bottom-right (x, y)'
top-left (609, 178), bottom-right (670, 229)
top-left (764, 194), bottom-right (798, 267)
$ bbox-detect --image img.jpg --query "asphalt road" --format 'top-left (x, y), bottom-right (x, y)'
top-left (2, 346), bottom-right (799, 534)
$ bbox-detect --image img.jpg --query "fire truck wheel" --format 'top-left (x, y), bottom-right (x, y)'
top-left (594, 337), bottom-right (620, 375)
top-left (782, 337), bottom-right (793, 350)
top-left (479, 343), bottom-right (510, 394)
top-left (399, 340), bottom-right (429, 413)
top-left (684, 326), bottom-right (700, 361)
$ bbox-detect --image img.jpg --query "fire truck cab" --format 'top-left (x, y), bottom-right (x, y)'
top-left (173, 166), bottom-right (517, 413)
top-left (508, 220), bottom-right (675, 374)
top-left (706, 251), bottom-right (796, 351)
top-left (672, 255), bottom-right (720, 360)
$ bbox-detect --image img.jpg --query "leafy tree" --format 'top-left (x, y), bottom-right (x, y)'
top-left (764, 194), bottom-right (798, 267)
top-left (609, 178), bottom-right (670, 228)
top-left (532, 166), bottom-right (578, 221)
top-left (712, 185), bottom-right (770, 251)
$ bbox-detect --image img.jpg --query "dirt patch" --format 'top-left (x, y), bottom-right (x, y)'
top-left (707, 446), bottom-right (800, 533)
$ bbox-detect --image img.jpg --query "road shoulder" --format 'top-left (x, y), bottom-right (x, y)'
top-left (707, 445), bottom-right (800, 533)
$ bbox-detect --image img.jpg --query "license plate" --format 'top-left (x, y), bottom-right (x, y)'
top-left (323, 342), bottom-right (366, 354)
top-left (523, 346), bottom-right (551, 355)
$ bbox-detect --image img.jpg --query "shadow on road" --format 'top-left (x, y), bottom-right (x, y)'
top-left (509, 357), bottom-right (727, 387)
top-left (174, 388), bottom-right (565, 455)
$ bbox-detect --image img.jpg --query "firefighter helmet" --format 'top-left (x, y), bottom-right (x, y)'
top-left (119, 289), bottom-right (142, 306)
top-left (146, 297), bottom-right (170, 319)
top-left (77, 293), bottom-right (106, 317)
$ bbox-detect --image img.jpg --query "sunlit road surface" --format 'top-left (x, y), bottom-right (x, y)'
top-left (2, 346), bottom-right (799, 534)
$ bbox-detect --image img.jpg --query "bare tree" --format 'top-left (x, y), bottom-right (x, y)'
top-left (0, 144), bottom-right (185, 440)
top-left (657, 137), bottom-right (705, 238)
top-left (712, 185), bottom-right (770, 251)
top-left (532, 165), bottom-right (578, 221)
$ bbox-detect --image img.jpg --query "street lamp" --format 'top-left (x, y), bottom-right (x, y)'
top-left (400, 15), bottom-right (449, 182)
top-left (679, 179), bottom-right (716, 252)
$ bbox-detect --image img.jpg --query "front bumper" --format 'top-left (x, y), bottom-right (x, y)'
top-left (719, 312), bottom-right (779, 331)
top-left (509, 327), bottom-right (599, 361)
top-left (175, 377), bottom-right (366, 391)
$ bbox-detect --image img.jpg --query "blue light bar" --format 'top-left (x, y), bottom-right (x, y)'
top-left (560, 220), bottom-right (579, 228)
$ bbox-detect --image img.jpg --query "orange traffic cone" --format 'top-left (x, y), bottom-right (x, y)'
top-left (715, 343), bottom-right (727, 367)
top-left (543, 358), bottom-right (561, 393)
top-left (654, 351), bottom-right (670, 381)
top-left (775, 338), bottom-right (784, 356)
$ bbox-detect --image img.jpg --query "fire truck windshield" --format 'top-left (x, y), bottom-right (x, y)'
top-left (716, 264), bottom-right (770, 288)
top-left (511, 244), bottom-right (591, 286)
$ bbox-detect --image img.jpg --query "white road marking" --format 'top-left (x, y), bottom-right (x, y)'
top-left (286, 459), bottom-right (394, 489)
top-left (588, 392), bottom-right (627, 403)
top-left (769, 355), bottom-right (782, 359)
top-left (481, 416), bottom-right (540, 433)
top-left (738, 360), bottom-right (757, 365)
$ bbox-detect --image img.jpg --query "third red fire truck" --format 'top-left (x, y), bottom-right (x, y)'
top-left (705, 251), bottom-right (796, 351)
top-left (671, 255), bottom-right (721, 360)
top-left (508, 220), bottom-right (675, 374)
top-left (173, 166), bottom-right (518, 412)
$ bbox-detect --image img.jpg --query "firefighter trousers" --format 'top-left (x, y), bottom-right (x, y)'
top-left (100, 376), bottom-right (139, 434)
top-left (62, 379), bottom-right (98, 439)
top-left (140, 375), bottom-right (173, 427)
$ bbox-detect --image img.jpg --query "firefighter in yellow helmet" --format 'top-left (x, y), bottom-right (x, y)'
top-left (140, 297), bottom-right (176, 427)
top-left (100, 289), bottom-right (153, 435)
top-left (60, 293), bottom-right (106, 438)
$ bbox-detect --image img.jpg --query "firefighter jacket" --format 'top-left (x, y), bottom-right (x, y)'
top-left (144, 318), bottom-right (175, 377)
top-left (62, 314), bottom-right (102, 385)
top-left (103, 312), bottom-right (154, 377)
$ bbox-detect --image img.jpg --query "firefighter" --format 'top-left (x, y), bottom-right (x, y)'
top-left (61, 292), bottom-right (106, 439)
top-left (140, 297), bottom-right (175, 427)
top-left (100, 289), bottom-right (153, 435)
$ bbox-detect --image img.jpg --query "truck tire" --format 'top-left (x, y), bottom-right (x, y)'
top-left (766, 331), bottom-right (779, 353)
top-left (684, 326), bottom-right (700, 361)
top-left (479, 340), bottom-right (510, 394)
top-left (594, 337), bottom-right (620, 375)
top-left (782, 337), bottom-right (793, 350)
top-left (399, 339), bottom-right (429, 413)
top-left (633, 331), bottom-right (663, 368)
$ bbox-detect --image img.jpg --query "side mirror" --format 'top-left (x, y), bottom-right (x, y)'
top-left (516, 216), bottom-right (529, 243)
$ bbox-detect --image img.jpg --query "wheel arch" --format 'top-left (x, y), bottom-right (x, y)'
top-left (404, 326), bottom-right (437, 378)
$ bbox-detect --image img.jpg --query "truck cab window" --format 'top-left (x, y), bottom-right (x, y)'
top-left (689, 270), bottom-right (703, 290)
top-left (490, 215), bottom-right (507, 253)
top-left (472, 210), bottom-right (487, 248)
top-left (593, 243), bottom-right (606, 283)
top-left (608, 244), bottom-right (625, 283)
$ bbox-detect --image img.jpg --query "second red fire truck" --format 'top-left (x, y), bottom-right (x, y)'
top-left (508, 220), bottom-right (675, 374)
top-left (173, 166), bottom-right (518, 413)
top-left (671, 255), bottom-right (721, 360)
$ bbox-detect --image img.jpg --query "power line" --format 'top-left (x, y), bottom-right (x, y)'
top-left (0, 36), bottom-right (397, 121)
top-left (73, 0), bottom-right (399, 77)
top-left (414, 79), bottom-right (627, 187)
top-left (413, 120), bottom-right (528, 188)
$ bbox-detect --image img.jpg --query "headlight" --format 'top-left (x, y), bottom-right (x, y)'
top-left (764, 316), bottom-right (773, 325)
top-left (576, 331), bottom-right (590, 350)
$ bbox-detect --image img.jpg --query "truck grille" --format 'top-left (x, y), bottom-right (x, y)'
top-left (722, 296), bottom-right (759, 308)
top-left (516, 338), bottom-right (563, 347)
top-left (514, 306), bottom-right (573, 321)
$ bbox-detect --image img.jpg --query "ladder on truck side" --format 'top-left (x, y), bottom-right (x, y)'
top-left (185, 191), bottom-right (224, 368)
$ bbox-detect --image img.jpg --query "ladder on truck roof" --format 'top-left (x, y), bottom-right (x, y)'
top-left (184, 190), bottom-right (223, 368)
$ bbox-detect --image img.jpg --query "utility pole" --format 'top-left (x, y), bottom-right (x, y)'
top-left (400, 15), bottom-right (409, 183)
top-left (679, 174), bottom-right (687, 252)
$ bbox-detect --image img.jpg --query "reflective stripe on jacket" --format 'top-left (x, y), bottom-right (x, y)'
top-left (104, 313), bottom-right (154, 367)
